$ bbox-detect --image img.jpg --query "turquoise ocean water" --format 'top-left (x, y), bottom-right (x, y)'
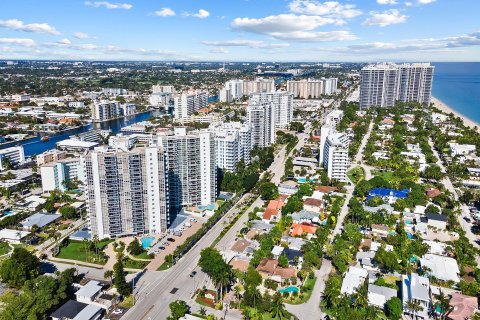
top-left (432, 62), bottom-right (480, 123)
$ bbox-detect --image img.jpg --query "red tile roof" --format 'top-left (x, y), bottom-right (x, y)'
top-left (290, 223), bottom-right (317, 237)
top-left (447, 293), bottom-right (478, 320)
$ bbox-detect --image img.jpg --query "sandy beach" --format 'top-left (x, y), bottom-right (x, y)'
top-left (431, 96), bottom-right (480, 133)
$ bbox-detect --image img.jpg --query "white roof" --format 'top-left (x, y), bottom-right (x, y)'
top-left (0, 228), bottom-right (30, 240)
top-left (341, 266), bottom-right (368, 295)
top-left (56, 139), bottom-right (98, 148)
top-left (271, 245), bottom-right (284, 256)
top-left (75, 280), bottom-right (102, 299)
top-left (420, 254), bottom-right (460, 282)
top-left (423, 240), bottom-right (448, 256)
top-left (368, 284), bottom-right (397, 308)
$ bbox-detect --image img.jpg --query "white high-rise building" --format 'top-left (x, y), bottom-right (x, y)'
top-left (0, 146), bottom-right (25, 170)
top-left (84, 146), bottom-right (169, 239)
top-left (219, 79), bottom-right (244, 103)
top-left (40, 158), bottom-right (85, 192)
top-left (243, 78), bottom-right (275, 95)
top-left (360, 63), bottom-right (434, 109)
top-left (249, 91), bottom-right (293, 128)
top-left (287, 78), bottom-right (338, 98)
top-left (247, 103), bottom-right (275, 148)
top-left (210, 122), bottom-right (252, 171)
top-left (91, 101), bottom-right (119, 122)
top-left (157, 128), bottom-right (216, 217)
top-left (173, 90), bottom-right (208, 120)
top-left (319, 110), bottom-right (344, 166)
top-left (152, 85), bottom-right (176, 94)
top-left (323, 133), bottom-right (350, 182)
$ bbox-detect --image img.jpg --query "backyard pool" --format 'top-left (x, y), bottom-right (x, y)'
top-left (296, 177), bottom-right (315, 184)
top-left (278, 286), bottom-right (299, 294)
top-left (140, 237), bottom-right (155, 249)
top-left (3, 210), bottom-right (15, 215)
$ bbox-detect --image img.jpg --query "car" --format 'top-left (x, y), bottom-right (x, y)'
top-left (163, 242), bottom-right (169, 246)
top-left (189, 271), bottom-right (197, 278)
top-left (111, 309), bottom-right (123, 315)
top-left (167, 237), bottom-right (175, 242)
top-left (464, 217), bottom-right (472, 223)
top-left (190, 218), bottom-right (197, 222)
top-left (158, 246), bottom-right (165, 250)
top-left (153, 250), bottom-right (160, 254)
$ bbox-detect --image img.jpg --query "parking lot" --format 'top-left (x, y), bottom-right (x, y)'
top-left (145, 215), bottom-right (207, 271)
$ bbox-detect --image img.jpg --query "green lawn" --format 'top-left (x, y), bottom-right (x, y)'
top-left (132, 251), bottom-right (153, 260)
top-left (123, 257), bottom-right (149, 269)
top-left (157, 262), bottom-right (172, 271)
top-left (373, 170), bottom-right (394, 180)
top-left (56, 240), bottom-right (108, 265)
top-left (347, 167), bottom-right (365, 184)
top-left (0, 242), bottom-right (11, 255)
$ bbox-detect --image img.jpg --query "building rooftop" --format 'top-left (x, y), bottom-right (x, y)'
top-left (447, 292), bottom-right (478, 320)
top-left (50, 300), bottom-right (88, 319)
top-left (75, 280), bottom-right (102, 299)
top-left (420, 254), bottom-right (460, 282)
top-left (21, 212), bottom-right (61, 228)
top-left (368, 284), bottom-right (397, 308)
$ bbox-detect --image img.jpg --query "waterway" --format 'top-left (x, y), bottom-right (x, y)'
top-left (6, 110), bottom-right (158, 157)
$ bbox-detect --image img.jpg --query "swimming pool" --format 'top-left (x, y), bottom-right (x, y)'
top-left (140, 237), bottom-right (155, 249)
top-left (407, 233), bottom-right (414, 239)
top-left (278, 286), bottom-right (299, 294)
top-left (296, 177), bottom-right (315, 184)
top-left (3, 210), bottom-right (15, 215)
top-left (198, 204), bottom-right (216, 211)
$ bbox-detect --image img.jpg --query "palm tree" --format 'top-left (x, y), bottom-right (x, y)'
top-left (437, 291), bottom-right (451, 319)
top-left (406, 299), bottom-right (423, 319)
top-left (270, 292), bottom-right (286, 319)
top-left (199, 307), bottom-right (207, 316)
top-left (104, 270), bottom-right (114, 286)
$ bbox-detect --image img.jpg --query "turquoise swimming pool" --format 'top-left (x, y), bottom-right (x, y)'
top-left (278, 286), bottom-right (299, 294)
top-left (3, 210), bottom-right (15, 215)
top-left (140, 237), bottom-right (155, 249)
top-left (199, 204), bottom-right (215, 210)
top-left (296, 177), bottom-right (315, 184)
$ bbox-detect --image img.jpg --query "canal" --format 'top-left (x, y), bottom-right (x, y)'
top-left (6, 110), bottom-right (158, 157)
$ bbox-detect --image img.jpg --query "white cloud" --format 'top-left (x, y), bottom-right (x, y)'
top-left (57, 38), bottom-right (71, 45)
top-left (202, 39), bottom-right (290, 49)
top-left (232, 14), bottom-right (342, 34)
top-left (288, 0), bottom-right (362, 19)
top-left (405, 2), bottom-right (413, 6)
top-left (268, 30), bottom-right (357, 42)
top-left (0, 19), bottom-right (60, 35)
top-left (184, 9), bottom-right (210, 19)
top-left (318, 30), bottom-right (480, 54)
top-left (209, 48), bottom-right (229, 54)
top-left (418, 0), bottom-right (435, 4)
top-left (155, 8), bottom-right (176, 17)
top-left (0, 38), bottom-right (36, 47)
top-left (362, 9), bottom-right (407, 27)
top-left (377, 0), bottom-right (398, 4)
top-left (84, 1), bottom-right (132, 10)
top-left (74, 32), bottom-right (90, 39)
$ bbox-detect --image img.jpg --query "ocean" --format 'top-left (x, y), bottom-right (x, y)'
top-left (432, 62), bottom-right (480, 123)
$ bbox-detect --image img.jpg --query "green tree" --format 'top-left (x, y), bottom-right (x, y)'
top-left (59, 205), bottom-right (77, 219)
top-left (168, 300), bottom-right (189, 320)
top-left (104, 270), bottom-right (114, 286)
top-left (385, 297), bottom-right (403, 320)
top-left (278, 255), bottom-right (289, 268)
top-left (270, 292), bottom-right (287, 319)
top-left (127, 238), bottom-right (143, 256)
top-left (244, 267), bottom-right (262, 289)
top-left (259, 182), bottom-right (279, 201)
top-left (0, 247), bottom-right (40, 288)
top-left (281, 195), bottom-right (303, 215)
top-left (113, 255), bottom-right (131, 296)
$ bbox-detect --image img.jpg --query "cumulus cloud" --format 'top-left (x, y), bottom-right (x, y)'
top-left (0, 38), bottom-right (36, 47)
top-left (184, 9), bottom-right (210, 19)
top-left (155, 8), bottom-right (176, 17)
top-left (377, 0), bottom-right (398, 4)
top-left (288, 0), bottom-right (362, 19)
top-left (418, 0), bottom-right (435, 4)
top-left (0, 19), bottom-right (60, 35)
top-left (74, 32), bottom-right (90, 39)
top-left (84, 1), bottom-right (132, 10)
top-left (268, 30), bottom-right (357, 42)
top-left (202, 39), bottom-right (290, 49)
top-left (362, 9), bottom-right (407, 27)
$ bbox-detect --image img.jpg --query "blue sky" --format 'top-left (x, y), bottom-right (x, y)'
top-left (0, 0), bottom-right (479, 61)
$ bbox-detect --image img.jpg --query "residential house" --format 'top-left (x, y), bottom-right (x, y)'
top-left (271, 245), bottom-right (284, 259)
top-left (341, 266), bottom-right (368, 295)
top-left (50, 300), bottom-right (103, 320)
top-left (255, 258), bottom-right (296, 283)
top-left (446, 292), bottom-right (478, 320)
top-left (278, 180), bottom-right (299, 195)
top-left (229, 256), bottom-right (250, 273)
top-left (231, 239), bottom-right (251, 254)
top-left (368, 284), bottom-right (398, 309)
top-left (21, 212), bottom-right (61, 231)
top-left (290, 210), bottom-right (319, 224)
top-left (402, 273), bottom-right (431, 319)
top-left (371, 224), bottom-right (391, 238)
top-left (303, 197), bottom-right (323, 213)
top-left (420, 254), bottom-right (460, 283)
top-left (262, 199), bottom-right (285, 223)
top-left (289, 223), bottom-right (317, 238)
top-left (426, 213), bottom-right (448, 230)
top-left (0, 229), bottom-right (30, 244)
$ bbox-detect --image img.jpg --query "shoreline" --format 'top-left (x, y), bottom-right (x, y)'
top-left (431, 96), bottom-right (480, 133)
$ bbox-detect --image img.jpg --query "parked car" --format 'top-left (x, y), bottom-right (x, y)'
top-left (464, 217), bottom-right (472, 223)
top-left (167, 237), bottom-right (175, 242)
top-left (189, 271), bottom-right (197, 278)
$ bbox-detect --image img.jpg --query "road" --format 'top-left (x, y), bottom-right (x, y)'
top-left (428, 138), bottom-right (479, 249)
top-left (38, 218), bottom-right (87, 258)
top-left (286, 118), bottom-right (373, 320)
top-left (122, 132), bottom-right (307, 320)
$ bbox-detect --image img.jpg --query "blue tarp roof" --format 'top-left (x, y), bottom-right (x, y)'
top-left (368, 188), bottom-right (409, 199)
